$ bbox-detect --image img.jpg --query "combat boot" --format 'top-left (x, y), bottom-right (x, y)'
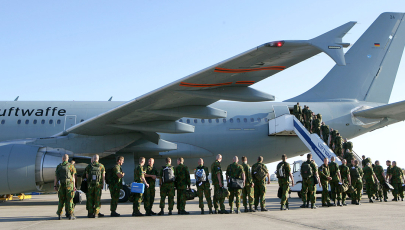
top-left (249, 204), bottom-right (255, 212)
top-left (356, 201), bottom-right (361, 205)
top-left (244, 206), bottom-right (248, 213)
top-left (300, 202), bottom-right (306, 208)
top-left (209, 208), bottom-right (213, 214)
top-left (87, 213), bottom-right (93, 218)
top-left (111, 211), bottom-right (120, 217)
top-left (254, 205), bottom-right (258, 211)
top-left (369, 198), bottom-right (374, 203)
top-left (221, 209), bottom-right (229, 214)
top-left (168, 210), bottom-right (172, 215)
top-left (181, 210), bottom-right (190, 215)
top-left (392, 197), bottom-right (398, 201)
top-left (379, 197), bottom-right (383, 202)
top-left (306, 201), bottom-right (310, 208)
top-left (311, 204), bottom-right (317, 209)
top-left (337, 201), bottom-right (342, 206)
top-left (214, 209), bottom-right (218, 214)
top-left (321, 203), bottom-right (327, 207)
top-left (261, 207), bottom-right (268, 211)
top-left (280, 204), bottom-right (284, 210)
top-left (145, 210), bottom-right (152, 216)
top-left (236, 208), bottom-right (241, 214)
top-left (402, 197), bottom-right (404, 201)
top-left (98, 213), bottom-right (104, 217)
top-left (158, 208), bottom-right (164, 216)
top-left (384, 198), bottom-right (388, 202)
top-left (94, 213), bottom-right (98, 218)
top-left (57, 214), bottom-right (61, 220)
top-left (151, 210), bottom-right (157, 215)
top-left (201, 208), bottom-right (204, 214)
top-left (286, 203), bottom-right (289, 210)
top-left (229, 208), bottom-right (234, 214)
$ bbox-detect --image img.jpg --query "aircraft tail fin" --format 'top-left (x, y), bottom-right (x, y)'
top-left (286, 12), bottom-right (405, 103)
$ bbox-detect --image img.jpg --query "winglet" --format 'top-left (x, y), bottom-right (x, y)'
top-left (310, 21), bottom-right (357, 66)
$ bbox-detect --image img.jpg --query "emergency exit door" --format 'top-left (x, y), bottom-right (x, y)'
top-left (64, 115), bottom-right (76, 130)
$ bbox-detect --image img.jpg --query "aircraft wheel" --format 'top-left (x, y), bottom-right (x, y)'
top-left (119, 186), bottom-right (130, 203)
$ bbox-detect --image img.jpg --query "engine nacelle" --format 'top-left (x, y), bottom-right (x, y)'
top-left (0, 144), bottom-right (72, 195)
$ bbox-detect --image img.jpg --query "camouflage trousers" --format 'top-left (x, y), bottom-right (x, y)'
top-left (177, 189), bottom-right (187, 211)
top-left (320, 182), bottom-right (330, 204)
top-left (254, 180), bottom-right (266, 207)
top-left (213, 185), bottom-right (226, 211)
top-left (330, 181), bottom-right (342, 201)
top-left (57, 183), bottom-right (75, 215)
top-left (242, 184), bottom-right (254, 206)
top-left (365, 180), bottom-right (376, 199)
top-left (109, 185), bottom-right (121, 212)
top-left (144, 187), bottom-right (155, 212)
top-left (294, 114), bottom-right (302, 122)
top-left (334, 147), bottom-right (342, 157)
top-left (160, 183), bottom-right (175, 211)
top-left (301, 177), bottom-right (316, 204)
top-left (133, 192), bottom-right (143, 212)
top-left (279, 182), bottom-right (289, 205)
top-left (351, 179), bottom-right (362, 202)
top-left (197, 183), bottom-right (212, 209)
top-left (87, 184), bottom-right (103, 214)
top-left (392, 183), bottom-right (404, 199)
top-left (322, 135), bottom-right (329, 144)
top-left (228, 188), bottom-right (242, 208)
top-left (313, 127), bottom-right (320, 137)
top-left (305, 121), bottom-right (311, 131)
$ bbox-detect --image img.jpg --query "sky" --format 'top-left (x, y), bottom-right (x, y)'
top-left (1, 1), bottom-right (405, 173)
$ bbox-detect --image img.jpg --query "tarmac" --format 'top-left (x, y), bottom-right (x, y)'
top-left (0, 184), bottom-right (403, 230)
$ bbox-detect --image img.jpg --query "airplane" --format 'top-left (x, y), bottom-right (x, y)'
top-left (1, 12), bottom-right (405, 202)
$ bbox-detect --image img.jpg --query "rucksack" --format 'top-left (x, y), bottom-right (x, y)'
top-left (89, 163), bottom-right (102, 185)
top-left (162, 166), bottom-right (175, 183)
top-left (195, 168), bottom-right (207, 183)
top-left (253, 163), bottom-right (268, 180)
top-left (350, 167), bottom-right (360, 179)
top-left (105, 167), bottom-right (114, 185)
top-left (56, 163), bottom-right (72, 184)
top-left (276, 162), bottom-right (286, 178)
top-left (300, 161), bottom-right (313, 179)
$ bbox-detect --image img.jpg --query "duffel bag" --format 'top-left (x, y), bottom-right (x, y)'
top-left (228, 178), bottom-right (244, 189)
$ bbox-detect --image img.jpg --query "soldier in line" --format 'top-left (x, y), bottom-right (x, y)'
top-left (329, 156), bottom-right (342, 206)
top-left (83, 158), bottom-right (94, 215)
top-left (373, 160), bottom-right (386, 202)
top-left (362, 155), bottom-right (372, 168)
top-left (329, 128), bottom-right (337, 148)
top-left (386, 160), bottom-right (393, 182)
top-left (311, 115), bottom-right (321, 136)
top-left (241, 156), bottom-right (255, 213)
top-left (304, 107), bottom-right (313, 131)
top-left (277, 154), bottom-right (294, 210)
top-left (159, 158), bottom-right (175, 215)
top-left (85, 154), bottom-right (105, 218)
top-left (54, 154), bottom-right (77, 220)
top-left (343, 149), bottom-right (354, 167)
top-left (320, 122), bottom-right (329, 144)
top-left (342, 138), bottom-right (353, 154)
top-left (226, 156), bottom-right (245, 214)
top-left (211, 154), bottom-right (229, 214)
top-left (302, 105), bottom-right (308, 122)
top-left (333, 133), bottom-right (343, 157)
top-left (195, 158), bottom-right (213, 214)
top-left (252, 156), bottom-right (270, 211)
top-left (318, 158), bottom-right (332, 207)
top-left (109, 156), bottom-right (125, 217)
top-left (133, 157), bottom-right (149, 216)
top-left (339, 159), bottom-right (351, 206)
top-left (144, 158), bottom-right (159, 216)
top-left (300, 154), bottom-right (320, 209)
top-left (350, 160), bottom-right (363, 205)
top-left (363, 162), bottom-right (379, 203)
top-left (293, 102), bottom-right (303, 122)
top-left (175, 158), bottom-right (191, 215)
top-left (389, 161), bottom-right (404, 201)
top-left (66, 160), bottom-right (78, 218)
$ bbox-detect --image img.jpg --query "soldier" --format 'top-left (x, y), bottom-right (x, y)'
top-left (252, 156), bottom-right (270, 211)
top-left (195, 158), bottom-right (213, 214)
top-left (329, 156), bottom-right (342, 206)
top-left (363, 162), bottom-right (379, 203)
top-left (277, 154), bottom-right (294, 210)
top-left (386, 160), bottom-right (392, 182)
top-left (320, 122), bottom-right (330, 144)
top-left (158, 157), bottom-right (175, 215)
top-left (83, 158), bottom-right (94, 215)
top-left (319, 158), bottom-right (332, 207)
top-left (226, 156), bottom-right (245, 214)
top-left (389, 161), bottom-right (404, 201)
top-left (85, 154), bottom-right (105, 218)
top-left (343, 149), bottom-right (354, 167)
top-left (305, 107), bottom-right (313, 131)
top-left (339, 159), bottom-right (351, 206)
top-left (54, 154), bottom-right (76, 220)
top-left (211, 154), bottom-right (229, 214)
top-left (65, 160), bottom-right (78, 218)
top-left (241, 156), bottom-right (255, 213)
top-left (144, 158), bottom-right (159, 216)
top-left (361, 155), bottom-right (370, 167)
top-left (133, 157), bottom-right (149, 216)
top-left (302, 105), bottom-right (308, 123)
top-left (109, 156), bottom-right (125, 217)
top-left (329, 128), bottom-right (337, 148)
top-left (300, 154), bottom-right (320, 209)
top-left (342, 138), bottom-right (353, 154)
top-left (333, 133), bottom-right (343, 157)
top-left (350, 160), bottom-right (363, 205)
top-left (175, 157), bottom-right (191, 215)
top-left (293, 102), bottom-right (302, 122)
top-left (374, 160), bottom-right (386, 202)
top-left (311, 115), bottom-right (321, 136)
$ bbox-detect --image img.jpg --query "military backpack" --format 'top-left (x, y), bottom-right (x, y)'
top-left (105, 167), bottom-right (114, 185)
top-left (300, 161), bottom-right (313, 179)
top-left (162, 166), bottom-right (175, 183)
top-left (89, 163), bottom-right (102, 185)
top-left (276, 162), bottom-right (286, 178)
top-left (195, 168), bottom-right (207, 183)
top-left (56, 163), bottom-right (72, 184)
top-left (253, 163), bottom-right (268, 180)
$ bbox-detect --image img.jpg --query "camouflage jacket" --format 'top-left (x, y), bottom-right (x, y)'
top-left (339, 165), bottom-right (350, 183)
top-left (134, 165), bottom-right (146, 183)
top-left (318, 164), bottom-right (330, 182)
top-left (312, 118), bottom-right (321, 128)
top-left (330, 130), bottom-right (338, 142)
top-left (302, 108), bottom-right (308, 118)
top-left (145, 165), bottom-right (159, 188)
top-left (320, 124), bottom-right (329, 136)
top-left (343, 151), bottom-right (354, 164)
top-left (175, 164), bottom-right (191, 189)
top-left (350, 166), bottom-right (363, 182)
top-left (334, 136), bottom-right (343, 147)
top-left (241, 163), bottom-right (253, 185)
top-left (391, 166), bottom-right (404, 184)
top-left (85, 162), bottom-right (105, 185)
top-left (111, 164), bottom-right (123, 188)
top-left (211, 160), bottom-right (223, 186)
top-left (305, 110), bottom-right (313, 121)
top-left (293, 105), bottom-right (302, 114)
top-left (277, 161), bottom-right (291, 184)
top-left (226, 162), bottom-right (244, 180)
top-left (363, 165), bottom-right (375, 183)
top-left (252, 162), bottom-right (269, 182)
top-left (329, 161), bottom-right (340, 182)
top-left (159, 164), bottom-right (175, 184)
top-left (55, 161), bottom-right (76, 185)
top-left (373, 165), bottom-right (385, 182)
top-left (386, 165), bottom-right (393, 177)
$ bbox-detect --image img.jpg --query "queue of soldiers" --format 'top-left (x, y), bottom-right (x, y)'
top-left (54, 153), bottom-right (275, 220)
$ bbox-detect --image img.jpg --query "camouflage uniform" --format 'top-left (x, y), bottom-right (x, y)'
top-left (133, 165), bottom-right (146, 213)
top-left (300, 160), bottom-right (318, 205)
top-left (86, 162), bottom-right (105, 215)
top-left (195, 165), bottom-right (212, 209)
top-left (374, 165), bottom-right (385, 199)
top-left (144, 165), bottom-right (159, 213)
top-left (175, 163), bottom-right (191, 211)
top-left (226, 162), bottom-right (244, 209)
top-left (318, 164), bottom-right (331, 205)
top-left (363, 165), bottom-right (376, 200)
top-left (293, 104), bottom-right (302, 122)
top-left (159, 164), bottom-right (175, 211)
top-left (362, 158), bottom-right (371, 168)
top-left (211, 160), bottom-right (226, 212)
top-left (312, 118), bottom-right (321, 136)
top-left (304, 109), bottom-right (313, 131)
top-left (328, 161), bottom-right (341, 202)
top-left (55, 161), bottom-right (76, 216)
top-left (277, 161), bottom-right (291, 205)
top-left (391, 166), bottom-right (404, 200)
top-left (241, 163), bottom-right (254, 207)
top-left (252, 162), bottom-right (268, 208)
top-left (339, 164), bottom-right (350, 204)
top-left (334, 136), bottom-right (343, 156)
top-left (329, 130), bottom-right (338, 148)
top-left (320, 124), bottom-right (330, 143)
top-left (109, 164), bottom-right (123, 212)
top-left (343, 151), bottom-right (354, 167)
top-left (302, 107), bottom-right (308, 124)
top-left (350, 165), bottom-right (363, 203)
top-left (342, 141), bottom-right (353, 154)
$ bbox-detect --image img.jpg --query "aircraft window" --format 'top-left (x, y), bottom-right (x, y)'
top-left (1, 120), bottom-right (5, 124)
top-left (57, 119), bottom-right (61, 124)
top-left (17, 119), bottom-right (21, 124)
top-left (49, 119), bottom-right (53, 124)
top-left (33, 119), bottom-right (37, 124)
top-left (187, 119), bottom-right (190, 124)
top-left (208, 119), bottom-right (212, 123)
top-left (250, 118), bottom-right (254, 122)
top-left (179, 119), bottom-right (183, 122)
top-left (257, 118), bottom-right (261, 122)
top-left (216, 119), bottom-right (219, 123)
top-left (244, 118), bottom-right (247, 123)
top-left (237, 118), bottom-right (240, 123)
top-left (230, 118), bottom-right (233, 123)
top-left (194, 119), bottom-right (198, 123)
top-left (25, 120), bottom-right (29, 124)
top-left (41, 119), bottom-right (45, 124)
top-left (223, 118), bottom-right (226, 123)
top-left (201, 119), bottom-right (205, 123)
top-left (80, 119), bottom-right (84, 122)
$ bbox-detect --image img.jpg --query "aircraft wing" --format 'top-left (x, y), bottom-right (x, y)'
top-left (353, 100), bottom-right (405, 120)
top-left (54, 21), bottom-right (356, 139)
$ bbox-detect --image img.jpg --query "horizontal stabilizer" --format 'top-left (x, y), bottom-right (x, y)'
top-left (353, 100), bottom-right (405, 120)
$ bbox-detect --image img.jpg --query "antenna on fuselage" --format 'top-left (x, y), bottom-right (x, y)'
top-left (14, 96), bottom-right (19, 101)
top-left (108, 96), bottom-right (113, 101)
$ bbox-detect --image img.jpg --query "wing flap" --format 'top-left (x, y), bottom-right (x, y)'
top-left (353, 100), bottom-right (405, 120)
